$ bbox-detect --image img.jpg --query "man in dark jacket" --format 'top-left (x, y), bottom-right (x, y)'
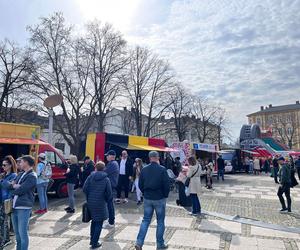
top-left (80, 156), bottom-right (95, 187)
top-left (273, 155), bottom-right (280, 184)
top-left (217, 155), bottom-right (225, 181)
top-left (277, 157), bottom-right (292, 213)
top-left (135, 151), bottom-right (170, 250)
top-left (103, 150), bottom-right (119, 229)
top-left (11, 155), bottom-right (37, 250)
top-left (295, 155), bottom-right (300, 181)
top-left (83, 161), bottom-right (112, 249)
top-left (116, 150), bottom-right (133, 204)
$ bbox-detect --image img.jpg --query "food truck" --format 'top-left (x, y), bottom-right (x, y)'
top-left (0, 122), bottom-right (68, 197)
top-left (85, 132), bottom-right (176, 162)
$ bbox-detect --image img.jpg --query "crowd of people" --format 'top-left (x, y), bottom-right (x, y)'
top-left (0, 150), bottom-right (299, 250)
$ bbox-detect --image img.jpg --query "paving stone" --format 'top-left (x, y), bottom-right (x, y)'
top-left (28, 236), bottom-right (69, 250)
top-left (199, 219), bottom-right (242, 234)
top-left (68, 240), bottom-right (127, 250)
top-left (30, 221), bottom-right (70, 235)
top-left (230, 193), bottom-right (256, 199)
top-left (251, 226), bottom-right (300, 239)
top-left (261, 195), bottom-right (278, 200)
top-left (230, 236), bottom-right (285, 250)
top-left (115, 213), bottom-right (143, 224)
top-left (143, 246), bottom-right (180, 250)
top-left (239, 191), bottom-right (263, 195)
top-left (37, 211), bottom-right (81, 221)
top-left (168, 230), bottom-right (220, 249)
top-left (203, 192), bottom-right (227, 197)
top-left (152, 216), bottom-right (193, 228)
top-left (115, 225), bottom-right (156, 243)
top-left (63, 223), bottom-right (110, 237)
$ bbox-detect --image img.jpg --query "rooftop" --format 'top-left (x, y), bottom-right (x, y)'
top-left (247, 101), bottom-right (300, 116)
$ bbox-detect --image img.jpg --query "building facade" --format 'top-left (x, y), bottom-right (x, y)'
top-left (247, 101), bottom-right (300, 150)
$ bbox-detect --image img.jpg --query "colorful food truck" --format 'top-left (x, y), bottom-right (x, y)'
top-left (0, 122), bottom-right (68, 197)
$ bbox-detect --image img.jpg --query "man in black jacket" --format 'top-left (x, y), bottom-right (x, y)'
top-left (217, 155), bottom-right (225, 181)
top-left (80, 156), bottom-right (95, 187)
top-left (116, 150), bottom-right (133, 204)
top-left (135, 151), bottom-right (169, 250)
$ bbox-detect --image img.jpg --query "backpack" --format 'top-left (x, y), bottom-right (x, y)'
top-left (41, 161), bottom-right (52, 180)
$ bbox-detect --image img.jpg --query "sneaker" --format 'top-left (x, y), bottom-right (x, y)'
top-left (66, 208), bottom-right (75, 213)
top-left (4, 240), bottom-right (13, 247)
top-left (34, 209), bottom-right (43, 214)
top-left (40, 209), bottom-right (47, 214)
top-left (135, 245), bottom-right (142, 250)
top-left (279, 208), bottom-right (288, 213)
top-left (115, 199), bottom-right (121, 204)
top-left (91, 242), bottom-right (102, 249)
top-left (288, 209), bottom-right (292, 213)
top-left (102, 223), bottom-right (115, 229)
top-left (157, 244), bottom-right (168, 249)
top-left (188, 212), bottom-right (198, 216)
top-left (122, 198), bottom-right (129, 204)
top-left (64, 207), bottom-right (71, 211)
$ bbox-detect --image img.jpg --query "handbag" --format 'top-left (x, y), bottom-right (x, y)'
top-left (4, 199), bottom-right (13, 214)
top-left (184, 166), bottom-right (200, 187)
top-left (82, 202), bottom-right (91, 223)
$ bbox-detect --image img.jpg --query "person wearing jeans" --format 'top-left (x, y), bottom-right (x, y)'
top-left (64, 155), bottom-right (79, 213)
top-left (104, 150), bottom-right (119, 229)
top-left (11, 155), bottom-right (37, 250)
top-left (83, 161), bottom-right (112, 249)
top-left (217, 155), bottom-right (225, 181)
top-left (277, 157), bottom-right (292, 213)
top-left (187, 156), bottom-right (201, 215)
top-left (35, 153), bottom-right (49, 214)
top-left (135, 151), bottom-right (170, 250)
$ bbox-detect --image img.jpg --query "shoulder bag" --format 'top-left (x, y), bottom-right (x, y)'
top-left (82, 202), bottom-right (91, 223)
top-left (185, 166), bottom-right (200, 187)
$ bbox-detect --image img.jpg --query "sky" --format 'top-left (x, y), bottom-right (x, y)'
top-left (1, 0), bottom-right (300, 141)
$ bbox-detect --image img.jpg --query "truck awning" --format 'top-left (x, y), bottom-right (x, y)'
top-left (0, 138), bottom-right (40, 145)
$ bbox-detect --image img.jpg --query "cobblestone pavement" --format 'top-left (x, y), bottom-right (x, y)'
top-left (5, 174), bottom-right (300, 250)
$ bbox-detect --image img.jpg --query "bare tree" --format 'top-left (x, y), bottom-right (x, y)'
top-left (0, 39), bottom-right (33, 121)
top-left (82, 21), bottom-right (127, 131)
top-left (28, 12), bottom-right (96, 155)
top-left (122, 46), bottom-right (174, 137)
top-left (273, 113), bottom-right (298, 149)
top-left (168, 84), bottom-right (192, 141)
top-left (211, 107), bottom-right (228, 149)
top-left (191, 97), bottom-right (219, 143)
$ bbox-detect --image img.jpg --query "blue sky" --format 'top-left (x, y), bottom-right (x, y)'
top-left (1, 0), bottom-right (300, 140)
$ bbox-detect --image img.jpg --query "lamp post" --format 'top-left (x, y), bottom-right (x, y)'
top-left (43, 95), bottom-right (63, 145)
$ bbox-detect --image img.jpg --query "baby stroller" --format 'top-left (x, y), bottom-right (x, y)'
top-left (167, 169), bottom-right (177, 191)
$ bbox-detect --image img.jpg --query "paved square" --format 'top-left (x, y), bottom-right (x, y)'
top-left (30, 221), bottom-right (70, 235)
top-left (115, 226), bottom-right (156, 243)
top-left (251, 226), bottom-right (300, 239)
top-left (230, 236), bottom-right (285, 250)
top-left (63, 223), bottom-right (110, 237)
top-left (37, 211), bottom-right (81, 221)
top-left (199, 219), bottom-right (242, 234)
top-left (168, 230), bottom-right (220, 249)
top-left (68, 240), bottom-right (127, 250)
top-left (27, 236), bottom-right (69, 250)
top-left (115, 213), bottom-right (143, 224)
top-left (230, 193), bottom-right (256, 199)
top-left (152, 216), bottom-right (193, 228)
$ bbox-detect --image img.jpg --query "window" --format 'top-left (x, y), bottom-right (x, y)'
top-left (256, 117), bottom-right (261, 125)
top-left (287, 127), bottom-right (293, 135)
top-left (45, 151), bottom-right (55, 164)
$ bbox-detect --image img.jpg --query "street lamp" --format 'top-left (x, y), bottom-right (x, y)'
top-left (43, 95), bottom-right (63, 145)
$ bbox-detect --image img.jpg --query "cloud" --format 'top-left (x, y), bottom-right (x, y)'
top-left (128, 0), bottom-right (300, 139)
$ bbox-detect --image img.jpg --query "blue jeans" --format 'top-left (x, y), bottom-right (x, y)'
top-left (107, 198), bottom-right (115, 225)
top-left (12, 209), bottom-right (31, 250)
top-left (136, 198), bottom-right (166, 248)
top-left (90, 220), bottom-right (104, 247)
top-left (217, 169), bottom-right (224, 180)
top-left (37, 182), bottom-right (48, 209)
top-left (190, 193), bottom-right (201, 214)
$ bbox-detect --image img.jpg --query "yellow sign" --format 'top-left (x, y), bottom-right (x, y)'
top-left (0, 122), bottom-right (41, 140)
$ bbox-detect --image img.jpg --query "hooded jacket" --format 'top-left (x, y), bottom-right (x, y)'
top-left (83, 171), bottom-right (112, 221)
